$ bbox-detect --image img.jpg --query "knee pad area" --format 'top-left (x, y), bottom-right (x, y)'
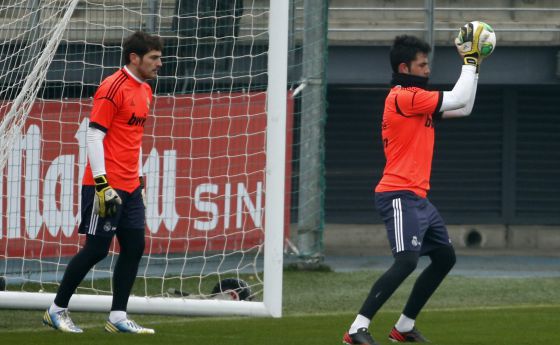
top-left (429, 246), bottom-right (456, 272)
top-left (81, 236), bottom-right (112, 263)
top-left (390, 251), bottom-right (420, 277)
top-left (116, 229), bottom-right (145, 258)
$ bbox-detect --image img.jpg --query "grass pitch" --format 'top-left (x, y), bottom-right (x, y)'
top-left (1, 270), bottom-right (559, 344)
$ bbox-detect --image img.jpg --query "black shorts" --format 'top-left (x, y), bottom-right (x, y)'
top-left (375, 190), bottom-right (452, 256)
top-left (78, 185), bottom-right (145, 237)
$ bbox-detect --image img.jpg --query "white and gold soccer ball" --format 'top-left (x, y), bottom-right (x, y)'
top-left (458, 21), bottom-right (497, 58)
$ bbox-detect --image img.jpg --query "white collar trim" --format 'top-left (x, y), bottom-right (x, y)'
top-left (124, 65), bottom-right (144, 83)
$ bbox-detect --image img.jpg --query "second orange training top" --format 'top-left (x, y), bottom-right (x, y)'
top-left (375, 85), bottom-right (442, 198)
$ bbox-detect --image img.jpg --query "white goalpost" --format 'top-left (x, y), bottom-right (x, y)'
top-left (0, 0), bottom-right (289, 317)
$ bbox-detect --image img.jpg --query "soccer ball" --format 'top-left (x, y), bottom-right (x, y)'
top-left (474, 21), bottom-right (496, 57)
top-left (458, 21), bottom-right (496, 58)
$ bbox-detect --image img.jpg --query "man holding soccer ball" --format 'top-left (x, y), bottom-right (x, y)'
top-left (343, 22), bottom-right (495, 344)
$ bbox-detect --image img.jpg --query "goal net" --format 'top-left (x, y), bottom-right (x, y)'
top-left (0, 0), bottom-right (292, 317)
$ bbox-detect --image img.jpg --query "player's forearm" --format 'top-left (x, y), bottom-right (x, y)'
top-left (440, 65), bottom-right (477, 112)
top-left (87, 126), bottom-right (107, 177)
top-left (442, 73), bottom-right (479, 118)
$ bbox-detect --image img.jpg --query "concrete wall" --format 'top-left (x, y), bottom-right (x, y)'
top-left (328, 0), bottom-right (560, 46)
top-left (323, 224), bottom-right (560, 255)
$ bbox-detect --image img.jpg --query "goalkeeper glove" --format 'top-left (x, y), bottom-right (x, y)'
top-left (139, 176), bottom-right (146, 209)
top-left (455, 22), bottom-right (484, 67)
top-left (93, 175), bottom-right (122, 218)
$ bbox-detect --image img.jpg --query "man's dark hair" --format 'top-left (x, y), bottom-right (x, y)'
top-left (390, 35), bottom-right (431, 73)
top-left (122, 31), bottom-right (163, 64)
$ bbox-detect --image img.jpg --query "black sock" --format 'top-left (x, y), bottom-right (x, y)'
top-left (111, 228), bottom-right (145, 312)
top-left (54, 235), bottom-right (112, 308)
top-left (402, 246), bottom-right (456, 319)
top-left (359, 251), bottom-right (419, 319)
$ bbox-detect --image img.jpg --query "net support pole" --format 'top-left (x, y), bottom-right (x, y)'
top-left (425, 0), bottom-right (435, 63)
top-left (146, 0), bottom-right (160, 33)
top-left (264, 0), bottom-right (289, 318)
top-left (297, 0), bottom-right (328, 261)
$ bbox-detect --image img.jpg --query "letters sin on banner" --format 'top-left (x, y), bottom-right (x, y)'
top-left (0, 92), bottom-right (293, 258)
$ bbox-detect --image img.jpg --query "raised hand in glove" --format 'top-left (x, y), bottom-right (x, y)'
top-left (455, 21), bottom-right (484, 67)
top-left (93, 175), bottom-right (122, 217)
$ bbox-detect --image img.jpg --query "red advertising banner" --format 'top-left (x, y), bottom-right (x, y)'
top-left (0, 92), bottom-right (293, 258)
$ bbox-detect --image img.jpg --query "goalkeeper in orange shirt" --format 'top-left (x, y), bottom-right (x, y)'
top-left (343, 23), bottom-right (489, 345)
top-left (43, 31), bottom-right (162, 334)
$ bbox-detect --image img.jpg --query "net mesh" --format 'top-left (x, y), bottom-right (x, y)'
top-left (1, 0), bottom-right (276, 302)
top-left (0, 0), bottom-right (327, 308)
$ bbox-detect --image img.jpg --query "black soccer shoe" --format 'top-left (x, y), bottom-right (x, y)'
top-left (343, 327), bottom-right (379, 345)
top-left (388, 327), bottom-right (430, 342)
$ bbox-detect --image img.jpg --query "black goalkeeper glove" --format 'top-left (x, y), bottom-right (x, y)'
top-left (93, 175), bottom-right (122, 218)
top-left (455, 22), bottom-right (483, 67)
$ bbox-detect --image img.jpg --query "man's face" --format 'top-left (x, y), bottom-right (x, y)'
top-left (132, 50), bottom-right (162, 80)
top-left (400, 52), bottom-right (430, 77)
